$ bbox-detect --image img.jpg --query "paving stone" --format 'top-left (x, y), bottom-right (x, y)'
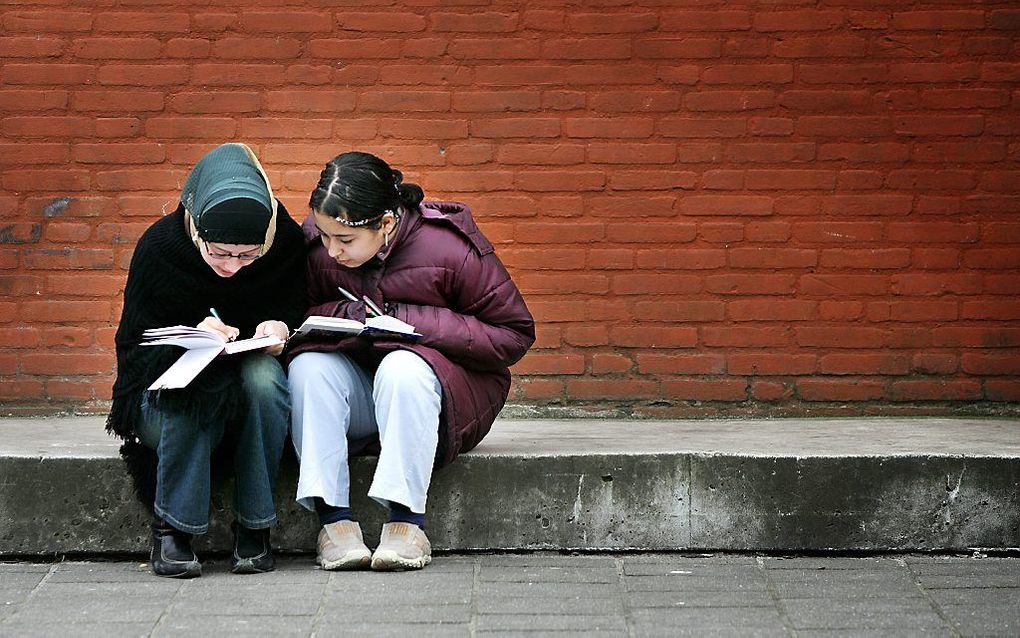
top-left (924, 587), bottom-right (1020, 607)
top-left (479, 632), bottom-right (624, 638)
top-left (628, 627), bottom-right (786, 638)
top-left (764, 557), bottom-right (904, 570)
top-left (47, 561), bottom-right (155, 582)
top-left (479, 566), bottom-right (618, 583)
top-left (477, 595), bottom-right (624, 615)
top-left (630, 606), bottom-right (787, 628)
top-left (320, 603), bottom-right (473, 623)
top-left (623, 561), bottom-right (761, 576)
top-left (939, 605), bottom-right (1020, 635)
top-left (624, 574), bottom-right (767, 592)
top-left (0, 563), bottom-right (51, 573)
top-left (476, 614), bottom-right (627, 631)
top-left (625, 590), bottom-right (776, 608)
top-left (795, 631), bottom-right (949, 638)
top-left (771, 581), bottom-right (922, 599)
top-left (478, 581), bottom-right (621, 598)
top-left (0, 621), bottom-right (155, 637)
top-left (913, 574), bottom-right (1020, 588)
top-left (333, 622), bottom-right (471, 637)
top-left (155, 615), bottom-right (316, 636)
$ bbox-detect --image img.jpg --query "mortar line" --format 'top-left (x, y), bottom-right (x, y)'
top-left (310, 568), bottom-right (332, 637)
top-left (147, 561), bottom-right (186, 636)
top-left (1, 559), bottom-right (59, 627)
top-left (902, 557), bottom-right (963, 638)
top-left (468, 555), bottom-right (480, 638)
top-left (614, 555), bottom-right (636, 638)
top-left (757, 555), bottom-right (798, 637)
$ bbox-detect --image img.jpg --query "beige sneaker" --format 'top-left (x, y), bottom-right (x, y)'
top-left (370, 522), bottom-right (432, 571)
top-left (316, 521), bottom-right (371, 570)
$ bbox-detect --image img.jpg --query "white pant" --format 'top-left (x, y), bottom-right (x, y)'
top-left (289, 350), bottom-right (441, 514)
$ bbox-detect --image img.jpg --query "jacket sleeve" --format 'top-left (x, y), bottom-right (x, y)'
top-left (304, 251), bottom-right (367, 323)
top-left (393, 249), bottom-right (535, 372)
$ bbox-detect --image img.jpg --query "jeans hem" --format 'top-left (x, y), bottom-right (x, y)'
top-left (154, 504), bottom-right (208, 535)
top-left (234, 513), bottom-right (277, 530)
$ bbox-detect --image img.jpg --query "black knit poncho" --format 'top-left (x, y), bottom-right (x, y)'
top-left (106, 204), bottom-right (305, 506)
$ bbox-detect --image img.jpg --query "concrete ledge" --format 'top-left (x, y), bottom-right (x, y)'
top-left (1, 417), bottom-right (1018, 555)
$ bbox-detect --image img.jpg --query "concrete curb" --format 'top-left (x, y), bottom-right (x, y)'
top-left (1, 417), bottom-right (1018, 555)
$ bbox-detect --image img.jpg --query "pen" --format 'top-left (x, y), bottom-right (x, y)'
top-left (338, 286), bottom-right (381, 317)
top-left (208, 307), bottom-right (236, 341)
top-left (362, 295), bottom-right (384, 318)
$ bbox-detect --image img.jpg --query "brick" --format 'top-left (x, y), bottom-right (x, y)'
top-left (727, 354), bottom-right (816, 375)
top-left (820, 249), bottom-right (911, 270)
top-left (891, 11), bottom-right (986, 31)
top-left (985, 380), bottom-right (1020, 402)
top-left (21, 300), bottom-right (112, 322)
top-left (3, 64), bottom-right (94, 86)
top-left (705, 274), bottom-right (796, 295)
top-left (566, 379), bottom-right (659, 401)
top-left (887, 223), bottom-right (980, 244)
top-left (97, 64), bottom-right (189, 86)
top-left (800, 275), bottom-right (888, 297)
top-left (656, 65), bottom-right (701, 85)
top-left (495, 144), bottom-right (585, 165)
top-left (796, 116), bottom-right (891, 137)
top-left (591, 353), bottom-right (633, 375)
top-left (634, 38), bottom-right (720, 59)
top-left (515, 171), bottom-right (605, 192)
top-left (659, 11), bottom-right (752, 32)
top-left (922, 89), bottom-right (1010, 110)
top-left (213, 37), bottom-right (301, 60)
top-left (591, 91), bottom-right (680, 113)
top-left (3, 11), bottom-right (92, 33)
top-left (889, 63), bottom-right (981, 83)
top-left (658, 118), bottom-right (746, 138)
top-left (897, 117), bottom-right (985, 138)
top-left (94, 170), bottom-right (185, 192)
top-left (699, 223), bottom-right (744, 243)
top-left (337, 12), bottom-right (425, 32)
top-left (164, 38), bottom-right (210, 59)
top-left (796, 327), bottom-right (886, 349)
top-left (4, 170), bottom-right (90, 192)
top-left (72, 37), bottom-right (161, 60)
top-left (637, 354), bottom-right (725, 375)
top-left (361, 91), bottom-right (451, 112)
top-left (989, 10), bottom-right (1020, 30)
top-left (749, 117), bottom-right (794, 137)
top-left (961, 301), bottom-right (1020, 320)
top-left (431, 12), bottom-right (517, 32)
top-left (886, 170), bottom-right (976, 191)
top-left (678, 195), bottom-right (772, 217)
top-left (95, 117), bottom-right (142, 138)
top-left (517, 379), bottom-right (564, 401)
top-left (564, 118), bottom-right (654, 139)
top-left (0, 90), bottom-right (68, 111)
top-left (727, 299), bottom-right (816, 321)
top-left (72, 143), bottom-right (165, 165)
top-left (702, 327), bottom-right (791, 348)
top-left (684, 91), bottom-right (775, 112)
top-left (606, 223), bottom-right (696, 244)
top-left (799, 64), bottom-right (887, 84)
top-left (745, 170), bottom-right (835, 190)
top-left (563, 326), bottom-right (609, 347)
top-left (912, 353), bottom-right (958, 375)
top-left (754, 10), bottom-right (843, 32)
top-left (0, 143), bottom-right (70, 166)
top-left (239, 11), bottom-right (332, 33)
top-left (819, 354), bottom-right (910, 376)
top-left (889, 380), bottom-right (982, 401)
top-left (702, 64), bottom-right (792, 84)
top-left (21, 353), bottom-right (113, 375)
top-left (632, 301), bottom-right (724, 322)
top-left (821, 195), bottom-right (913, 216)
top-left (0, 328), bottom-right (41, 349)
top-left (73, 91), bottom-right (164, 113)
top-left (588, 143), bottom-right (675, 164)
top-left (933, 327), bottom-right (1020, 349)
top-left (611, 326), bottom-right (698, 348)
top-left (612, 274), bottom-right (701, 295)
top-left (512, 353), bottom-right (585, 375)
top-left (634, 249), bottom-right (725, 270)
top-left (0, 380), bottom-right (45, 401)
top-left (501, 248), bottom-right (585, 271)
top-left (817, 143), bottom-right (909, 163)
top-left (191, 64), bottom-right (286, 86)
top-left (774, 36), bottom-right (868, 58)
top-left (516, 273), bottom-right (608, 295)
top-left (41, 327), bottom-right (93, 348)
top-left (798, 379), bottom-right (885, 402)
top-left (567, 13), bottom-right (657, 34)
top-left (661, 379), bottom-right (748, 401)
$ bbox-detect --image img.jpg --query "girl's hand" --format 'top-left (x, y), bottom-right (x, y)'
top-left (255, 320), bottom-right (289, 356)
top-left (198, 316), bottom-right (239, 342)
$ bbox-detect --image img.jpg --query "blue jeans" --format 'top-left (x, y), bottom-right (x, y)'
top-left (136, 353), bottom-right (290, 534)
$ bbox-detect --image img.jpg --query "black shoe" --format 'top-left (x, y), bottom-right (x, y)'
top-left (150, 520), bottom-right (201, 578)
top-left (230, 522), bottom-right (275, 574)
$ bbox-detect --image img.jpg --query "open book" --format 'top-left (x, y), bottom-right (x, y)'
top-left (141, 326), bottom-right (283, 390)
top-left (292, 315), bottom-right (421, 340)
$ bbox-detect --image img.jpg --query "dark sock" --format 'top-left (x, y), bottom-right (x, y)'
top-left (314, 498), bottom-right (355, 527)
top-left (234, 524), bottom-right (268, 558)
top-left (388, 502), bottom-right (425, 529)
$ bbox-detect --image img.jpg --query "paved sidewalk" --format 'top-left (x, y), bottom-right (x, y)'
top-left (1, 553), bottom-right (1017, 636)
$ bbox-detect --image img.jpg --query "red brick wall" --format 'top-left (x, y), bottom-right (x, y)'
top-left (2, 3), bottom-right (1018, 416)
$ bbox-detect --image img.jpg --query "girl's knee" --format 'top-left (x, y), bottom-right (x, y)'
top-left (375, 351), bottom-right (439, 393)
top-left (240, 354), bottom-right (287, 398)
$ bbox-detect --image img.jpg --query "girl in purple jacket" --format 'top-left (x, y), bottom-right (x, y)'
top-left (288, 151), bottom-right (535, 571)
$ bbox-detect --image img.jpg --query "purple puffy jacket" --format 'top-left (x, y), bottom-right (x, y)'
top-left (288, 201), bottom-right (536, 467)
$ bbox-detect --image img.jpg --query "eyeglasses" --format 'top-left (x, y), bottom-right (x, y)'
top-left (203, 242), bottom-right (261, 262)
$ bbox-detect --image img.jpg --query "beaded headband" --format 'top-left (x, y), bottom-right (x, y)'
top-left (333, 209), bottom-right (398, 227)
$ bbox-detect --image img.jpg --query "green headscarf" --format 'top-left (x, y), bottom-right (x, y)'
top-left (181, 143), bottom-right (278, 252)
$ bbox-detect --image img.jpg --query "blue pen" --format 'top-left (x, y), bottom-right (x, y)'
top-left (209, 307), bottom-right (223, 322)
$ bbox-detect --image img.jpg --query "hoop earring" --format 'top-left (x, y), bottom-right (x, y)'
top-left (384, 232), bottom-right (390, 248)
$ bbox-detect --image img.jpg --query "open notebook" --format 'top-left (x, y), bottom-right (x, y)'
top-left (141, 326), bottom-right (283, 390)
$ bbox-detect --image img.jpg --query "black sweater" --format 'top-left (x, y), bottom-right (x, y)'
top-left (107, 203), bottom-right (306, 440)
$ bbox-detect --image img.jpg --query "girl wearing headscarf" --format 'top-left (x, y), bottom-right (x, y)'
top-left (288, 151), bottom-right (534, 571)
top-left (107, 143), bottom-right (305, 578)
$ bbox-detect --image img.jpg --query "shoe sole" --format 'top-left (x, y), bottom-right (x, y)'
top-left (152, 562), bottom-right (202, 579)
top-left (370, 551), bottom-right (431, 572)
top-left (318, 550), bottom-right (371, 571)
